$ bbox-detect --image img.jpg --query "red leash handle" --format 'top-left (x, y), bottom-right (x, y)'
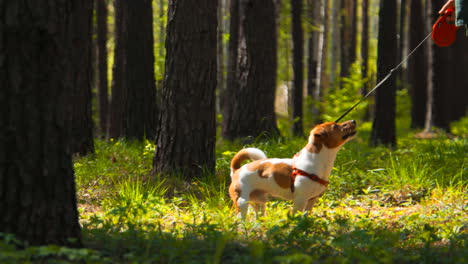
top-left (432, 7), bottom-right (459, 47)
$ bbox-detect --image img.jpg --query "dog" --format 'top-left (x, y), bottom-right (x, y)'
top-left (229, 120), bottom-right (357, 219)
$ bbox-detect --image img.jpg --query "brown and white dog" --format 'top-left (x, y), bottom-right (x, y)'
top-left (229, 120), bottom-right (357, 219)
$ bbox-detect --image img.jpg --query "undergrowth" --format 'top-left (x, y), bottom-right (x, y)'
top-left (1, 122), bottom-right (467, 263)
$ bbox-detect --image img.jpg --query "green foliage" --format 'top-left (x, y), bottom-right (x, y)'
top-left (451, 116), bottom-right (468, 137)
top-left (3, 131), bottom-right (467, 263)
top-left (318, 61), bottom-right (369, 123)
top-left (0, 232), bottom-right (108, 264)
top-left (277, 1), bottom-right (292, 83)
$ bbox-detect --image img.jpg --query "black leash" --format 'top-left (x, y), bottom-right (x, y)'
top-left (334, 32), bottom-right (432, 123)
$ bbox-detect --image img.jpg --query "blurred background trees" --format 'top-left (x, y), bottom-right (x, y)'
top-left (2, 0), bottom-right (468, 246)
top-left (90, 0), bottom-right (468, 177)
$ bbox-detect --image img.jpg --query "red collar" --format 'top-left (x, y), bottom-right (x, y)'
top-left (291, 166), bottom-right (329, 192)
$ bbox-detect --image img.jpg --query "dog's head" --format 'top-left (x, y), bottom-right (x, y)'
top-left (308, 120), bottom-right (357, 151)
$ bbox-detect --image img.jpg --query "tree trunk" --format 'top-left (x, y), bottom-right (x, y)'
top-left (340, 0), bottom-right (349, 79)
top-left (217, 0), bottom-right (225, 115)
top-left (122, 0), bottom-right (157, 140)
top-left (153, 0), bottom-right (218, 179)
top-left (361, 0), bottom-right (371, 121)
top-left (222, 0), bottom-right (240, 138)
top-left (0, 0), bottom-right (82, 246)
top-left (291, 0), bottom-right (304, 137)
top-left (108, 0), bottom-right (126, 139)
top-left (306, 0), bottom-right (319, 98)
top-left (370, 0), bottom-right (397, 147)
top-left (69, 0), bottom-right (95, 156)
top-left (449, 30), bottom-right (468, 125)
top-left (314, 0), bottom-right (329, 121)
top-left (397, 0), bottom-right (408, 89)
top-left (331, 0), bottom-right (341, 88)
top-left (96, 0), bottom-right (109, 137)
top-left (429, 0), bottom-right (468, 131)
top-left (222, 0), bottom-right (280, 140)
top-left (431, 0), bottom-right (450, 131)
top-left (408, 0), bottom-right (427, 129)
top-left (349, 0), bottom-right (357, 68)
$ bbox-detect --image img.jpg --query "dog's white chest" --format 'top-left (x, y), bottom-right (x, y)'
top-left (293, 147), bottom-right (339, 180)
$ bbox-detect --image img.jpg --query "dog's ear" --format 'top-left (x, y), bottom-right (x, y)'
top-left (314, 130), bottom-right (327, 138)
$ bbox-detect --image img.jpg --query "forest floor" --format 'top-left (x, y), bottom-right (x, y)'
top-left (1, 121), bottom-right (467, 263)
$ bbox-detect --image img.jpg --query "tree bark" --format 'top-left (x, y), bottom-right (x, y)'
top-left (96, 0), bottom-right (109, 137)
top-left (397, 0), bottom-right (408, 89)
top-left (153, 0), bottom-right (218, 179)
top-left (370, 0), bottom-right (397, 147)
top-left (217, 0), bottom-right (226, 115)
top-left (222, 0), bottom-right (240, 138)
top-left (306, 0), bottom-right (319, 99)
top-left (361, 0), bottom-right (371, 121)
top-left (331, 0), bottom-right (341, 88)
top-left (0, 0), bottom-right (82, 246)
top-left (340, 0), bottom-right (349, 79)
top-left (349, 0), bottom-right (357, 69)
top-left (69, 0), bottom-right (95, 156)
top-left (122, 0), bottom-right (157, 140)
top-left (222, 0), bottom-right (280, 140)
top-left (408, 0), bottom-right (427, 129)
top-left (314, 0), bottom-right (329, 121)
top-left (108, 0), bottom-right (126, 139)
top-left (291, 0), bottom-right (304, 136)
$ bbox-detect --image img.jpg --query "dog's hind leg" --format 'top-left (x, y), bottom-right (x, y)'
top-left (250, 189), bottom-right (267, 218)
top-left (252, 202), bottom-right (266, 218)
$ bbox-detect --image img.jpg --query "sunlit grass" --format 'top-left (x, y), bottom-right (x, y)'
top-left (2, 121), bottom-right (466, 263)
top-left (65, 129), bottom-right (468, 263)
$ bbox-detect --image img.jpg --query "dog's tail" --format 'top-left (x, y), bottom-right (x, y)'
top-left (230, 148), bottom-right (267, 176)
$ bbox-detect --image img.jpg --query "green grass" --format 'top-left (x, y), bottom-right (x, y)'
top-left (1, 122), bottom-right (467, 263)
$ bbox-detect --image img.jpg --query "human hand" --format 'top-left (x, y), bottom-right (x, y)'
top-left (439, 0), bottom-right (456, 22)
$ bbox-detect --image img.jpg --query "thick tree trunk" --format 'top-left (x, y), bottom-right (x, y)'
top-left (0, 0), bottom-right (82, 246)
top-left (108, 0), bottom-right (126, 139)
top-left (69, 0), bottom-right (95, 156)
top-left (97, 0), bottom-right (109, 137)
top-left (122, 0), bottom-right (157, 140)
top-left (432, 0), bottom-right (450, 131)
top-left (222, 0), bottom-right (279, 140)
top-left (430, 0), bottom-right (468, 131)
top-left (153, 0), bottom-right (218, 179)
top-left (291, 0), bottom-right (304, 136)
top-left (370, 0), bottom-right (397, 147)
top-left (408, 0), bottom-right (428, 129)
top-left (449, 30), bottom-right (468, 124)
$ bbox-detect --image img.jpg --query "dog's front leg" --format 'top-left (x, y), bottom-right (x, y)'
top-left (304, 197), bottom-right (318, 212)
top-left (237, 197), bottom-right (249, 219)
top-left (292, 197), bottom-right (308, 214)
